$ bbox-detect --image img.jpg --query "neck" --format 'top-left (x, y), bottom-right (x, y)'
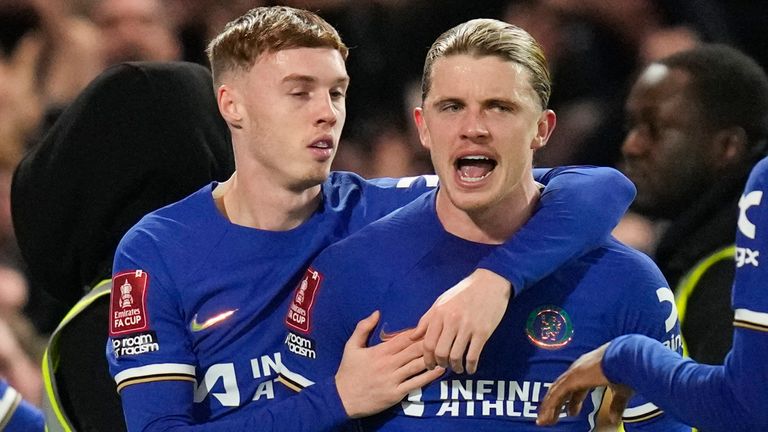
top-left (213, 170), bottom-right (322, 231)
top-left (436, 180), bottom-right (540, 244)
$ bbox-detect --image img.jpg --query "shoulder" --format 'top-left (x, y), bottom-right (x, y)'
top-left (115, 184), bottom-right (225, 278)
top-left (121, 184), bottom-right (217, 246)
top-left (313, 192), bottom-right (439, 285)
top-left (586, 238), bottom-right (666, 283)
top-left (564, 238), bottom-right (670, 307)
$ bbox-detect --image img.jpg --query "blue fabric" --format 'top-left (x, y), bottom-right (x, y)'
top-left (108, 167), bottom-right (634, 430)
top-left (280, 189), bottom-right (686, 431)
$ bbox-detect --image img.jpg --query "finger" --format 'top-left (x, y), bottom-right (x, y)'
top-left (464, 334), bottom-right (487, 375)
top-left (411, 308), bottom-right (431, 340)
top-left (433, 321), bottom-right (457, 369)
top-left (390, 339), bottom-right (427, 368)
top-left (566, 389), bottom-right (589, 417)
top-left (346, 310), bottom-right (380, 348)
top-left (448, 328), bottom-right (471, 374)
top-left (421, 318), bottom-right (443, 369)
top-left (398, 366), bottom-right (445, 394)
top-left (395, 356), bottom-right (432, 382)
top-left (536, 392), bottom-right (567, 426)
top-left (379, 328), bottom-right (421, 356)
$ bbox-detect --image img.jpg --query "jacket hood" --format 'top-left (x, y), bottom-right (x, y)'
top-left (12, 61), bottom-right (234, 306)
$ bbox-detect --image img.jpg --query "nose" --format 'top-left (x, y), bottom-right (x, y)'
top-left (459, 110), bottom-right (490, 142)
top-left (622, 127), bottom-right (651, 158)
top-left (315, 93), bottom-right (340, 128)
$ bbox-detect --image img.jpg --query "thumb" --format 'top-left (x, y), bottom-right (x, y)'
top-left (608, 385), bottom-right (632, 424)
top-left (347, 310), bottom-right (380, 348)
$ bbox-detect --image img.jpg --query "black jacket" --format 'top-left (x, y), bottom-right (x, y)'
top-left (654, 166), bottom-right (752, 365)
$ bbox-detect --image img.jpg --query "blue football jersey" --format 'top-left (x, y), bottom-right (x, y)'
top-left (279, 190), bottom-right (688, 431)
top-left (107, 167), bottom-right (636, 431)
top-left (604, 157), bottom-right (768, 431)
top-left (108, 173), bottom-right (432, 427)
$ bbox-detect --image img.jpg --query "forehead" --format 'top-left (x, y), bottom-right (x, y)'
top-left (248, 47), bottom-right (348, 82)
top-left (428, 54), bottom-right (535, 101)
top-left (627, 64), bottom-right (692, 113)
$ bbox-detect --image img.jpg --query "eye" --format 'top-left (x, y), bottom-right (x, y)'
top-left (439, 102), bottom-right (462, 112)
top-left (489, 102), bottom-right (513, 113)
top-left (290, 91), bottom-right (309, 98)
top-left (330, 89), bottom-right (346, 100)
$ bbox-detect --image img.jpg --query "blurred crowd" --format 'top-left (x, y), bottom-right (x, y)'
top-left (1, 0), bottom-right (767, 411)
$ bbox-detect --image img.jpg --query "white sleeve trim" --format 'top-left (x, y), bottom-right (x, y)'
top-left (114, 363), bottom-right (196, 385)
top-left (623, 401), bottom-right (660, 417)
top-left (279, 365), bottom-right (315, 388)
top-left (735, 308), bottom-right (768, 326)
top-left (0, 385), bottom-right (19, 421)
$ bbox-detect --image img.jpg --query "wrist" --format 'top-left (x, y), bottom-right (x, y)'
top-left (334, 373), bottom-right (359, 418)
top-left (475, 268), bottom-right (512, 299)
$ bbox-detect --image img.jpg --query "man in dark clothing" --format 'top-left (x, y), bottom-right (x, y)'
top-left (621, 44), bottom-right (768, 364)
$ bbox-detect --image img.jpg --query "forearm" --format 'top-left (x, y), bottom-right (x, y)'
top-left (604, 333), bottom-right (767, 431)
top-left (121, 378), bottom-right (347, 432)
top-left (482, 166), bottom-right (635, 294)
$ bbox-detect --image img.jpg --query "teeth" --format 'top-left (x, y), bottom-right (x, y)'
top-left (459, 172), bottom-right (492, 182)
top-left (461, 155), bottom-right (489, 160)
top-left (314, 141), bottom-right (331, 149)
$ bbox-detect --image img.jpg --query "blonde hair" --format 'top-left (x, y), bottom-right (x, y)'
top-left (422, 19), bottom-right (551, 109)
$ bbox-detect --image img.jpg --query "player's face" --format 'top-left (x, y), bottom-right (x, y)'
top-left (229, 47), bottom-right (348, 191)
top-left (414, 54), bottom-right (554, 214)
top-left (622, 64), bottom-right (715, 219)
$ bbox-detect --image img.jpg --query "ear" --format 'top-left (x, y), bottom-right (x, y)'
top-left (712, 126), bottom-right (748, 169)
top-left (531, 109), bottom-right (557, 150)
top-left (413, 107), bottom-right (431, 151)
top-left (217, 84), bottom-right (244, 130)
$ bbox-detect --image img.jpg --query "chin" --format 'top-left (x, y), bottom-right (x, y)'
top-left (447, 191), bottom-right (496, 214)
top-left (294, 170), bottom-right (331, 190)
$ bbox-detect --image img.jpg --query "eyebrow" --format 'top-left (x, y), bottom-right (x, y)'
top-left (281, 74), bottom-right (350, 86)
top-left (431, 97), bottom-right (463, 108)
top-left (430, 97), bottom-right (517, 108)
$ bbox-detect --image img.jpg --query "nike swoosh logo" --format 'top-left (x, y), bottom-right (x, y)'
top-left (190, 309), bottom-right (237, 332)
top-left (379, 324), bottom-right (414, 341)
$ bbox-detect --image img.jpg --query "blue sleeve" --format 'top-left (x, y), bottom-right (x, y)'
top-left (603, 332), bottom-right (766, 431)
top-left (602, 158), bottom-right (768, 432)
top-left (0, 380), bottom-right (44, 432)
top-left (118, 379), bottom-right (346, 431)
top-left (353, 167), bottom-right (634, 295)
top-left (479, 166), bottom-right (635, 295)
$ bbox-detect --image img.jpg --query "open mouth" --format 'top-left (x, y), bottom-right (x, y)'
top-left (455, 155), bottom-right (497, 182)
top-left (309, 139), bottom-right (333, 150)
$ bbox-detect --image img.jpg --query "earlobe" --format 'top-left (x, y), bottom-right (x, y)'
top-left (413, 107), bottom-right (431, 150)
top-left (532, 109), bottom-right (557, 150)
top-left (217, 85), bottom-right (243, 129)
